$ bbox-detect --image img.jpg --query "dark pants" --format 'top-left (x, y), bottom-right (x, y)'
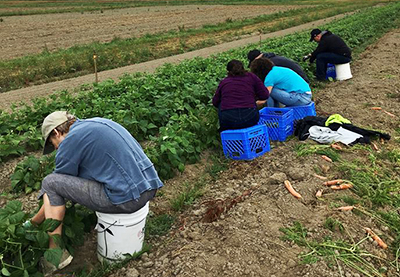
top-left (316, 53), bottom-right (351, 80)
top-left (218, 107), bottom-right (259, 132)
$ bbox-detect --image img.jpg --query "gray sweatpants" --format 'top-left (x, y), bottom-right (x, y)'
top-left (38, 173), bottom-right (156, 214)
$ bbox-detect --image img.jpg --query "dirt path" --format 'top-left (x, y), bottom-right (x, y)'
top-left (102, 28), bottom-right (398, 277)
top-left (0, 12), bottom-right (352, 111)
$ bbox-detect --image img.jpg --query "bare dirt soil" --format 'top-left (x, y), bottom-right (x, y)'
top-left (0, 4), bottom-right (302, 60)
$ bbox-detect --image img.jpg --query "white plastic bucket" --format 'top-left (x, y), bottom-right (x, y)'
top-left (96, 202), bottom-right (149, 263)
top-left (335, 63), bottom-right (352, 81)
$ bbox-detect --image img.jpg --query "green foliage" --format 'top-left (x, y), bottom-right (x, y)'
top-left (279, 221), bottom-right (309, 247)
top-left (294, 143), bottom-right (340, 161)
top-left (280, 221), bottom-right (391, 276)
top-left (170, 181), bottom-right (205, 211)
top-left (11, 154), bottom-right (55, 194)
top-left (324, 217), bottom-right (344, 233)
top-left (0, 201), bottom-right (95, 276)
top-left (337, 149), bottom-right (400, 208)
top-left (2, 2), bottom-right (400, 185)
top-left (145, 214), bottom-right (175, 239)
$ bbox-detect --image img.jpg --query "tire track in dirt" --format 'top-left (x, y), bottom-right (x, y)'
top-left (0, 12), bottom-right (353, 111)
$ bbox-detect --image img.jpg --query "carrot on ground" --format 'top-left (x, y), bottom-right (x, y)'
top-left (314, 174), bottom-right (328, 180)
top-left (316, 189), bottom-right (323, 198)
top-left (371, 142), bottom-right (379, 151)
top-left (331, 143), bottom-right (343, 150)
top-left (383, 110), bottom-right (396, 117)
top-left (321, 155), bottom-right (333, 162)
top-left (364, 227), bottom-right (388, 249)
top-left (284, 180), bottom-right (302, 199)
top-left (337, 206), bottom-right (354, 211)
top-left (323, 179), bottom-right (343, 186)
top-left (371, 107), bottom-right (382, 110)
top-left (331, 183), bottom-right (353, 190)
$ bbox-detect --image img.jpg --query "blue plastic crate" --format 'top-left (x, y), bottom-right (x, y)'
top-left (285, 102), bottom-right (316, 122)
top-left (258, 107), bottom-right (294, 141)
top-left (220, 125), bottom-right (270, 160)
top-left (326, 63), bottom-right (336, 80)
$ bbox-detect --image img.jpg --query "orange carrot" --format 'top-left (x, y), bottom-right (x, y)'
top-left (337, 206), bottom-right (354, 211)
top-left (314, 174), bottom-right (328, 180)
top-left (315, 189), bottom-right (323, 198)
top-left (331, 183), bottom-right (353, 190)
top-left (331, 143), bottom-right (343, 150)
top-left (321, 155), bottom-right (333, 162)
top-left (323, 179), bottom-right (343, 186)
top-left (284, 180), bottom-right (302, 199)
top-left (383, 110), bottom-right (396, 117)
top-left (364, 227), bottom-right (388, 249)
top-left (371, 142), bottom-right (379, 151)
top-left (371, 107), bottom-right (382, 110)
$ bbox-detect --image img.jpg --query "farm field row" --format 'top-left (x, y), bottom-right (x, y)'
top-left (0, 0), bottom-right (392, 93)
top-left (0, 2), bottom-right (400, 276)
top-left (0, 0), bottom-right (359, 16)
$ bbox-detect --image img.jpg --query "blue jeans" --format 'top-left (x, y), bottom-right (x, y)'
top-left (316, 52), bottom-right (351, 80)
top-left (218, 107), bottom-right (259, 132)
top-left (267, 88), bottom-right (312, 107)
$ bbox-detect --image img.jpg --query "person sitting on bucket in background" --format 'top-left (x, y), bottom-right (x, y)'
top-left (250, 57), bottom-right (312, 108)
top-left (24, 111), bottom-right (164, 276)
top-left (303, 28), bottom-right (352, 81)
top-left (247, 49), bottom-right (310, 84)
top-left (212, 59), bottom-right (269, 132)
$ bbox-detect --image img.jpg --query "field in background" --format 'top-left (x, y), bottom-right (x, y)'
top-left (0, 0), bottom-right (394, 93)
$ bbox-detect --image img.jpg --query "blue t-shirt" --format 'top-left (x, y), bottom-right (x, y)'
top-left (264, 66), bottom-right (311, 93)
top-left (55, 118), bottom-right (163, 205)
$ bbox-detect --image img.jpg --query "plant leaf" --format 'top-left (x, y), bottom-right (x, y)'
top-left (44, 248), bottom-right (63, 267)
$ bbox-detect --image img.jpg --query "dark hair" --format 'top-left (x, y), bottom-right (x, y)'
top-left (249, 58), bottom-right (274, 82)
top-left (226, 60), bottom-right (247, 77)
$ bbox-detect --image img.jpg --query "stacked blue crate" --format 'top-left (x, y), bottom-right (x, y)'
top-left (258, 107), bottom-right (294, 141)
top-left (220, 124), bottom-right (270, 160)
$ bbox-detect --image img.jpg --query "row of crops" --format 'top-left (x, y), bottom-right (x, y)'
top-left (1, 3), bottom-right (400, 275)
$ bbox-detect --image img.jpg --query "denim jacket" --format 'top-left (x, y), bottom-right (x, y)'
top-left (54, 118), bottom-right (163, 204)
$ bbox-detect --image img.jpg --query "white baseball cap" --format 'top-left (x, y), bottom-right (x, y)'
top-left (41, 111), bottom-right (69, 154)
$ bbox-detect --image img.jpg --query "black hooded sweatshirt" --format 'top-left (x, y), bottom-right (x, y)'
top-left (262, 53), bottom-right (310, 83)
top-left (310, 31), bottom-right (352, 63)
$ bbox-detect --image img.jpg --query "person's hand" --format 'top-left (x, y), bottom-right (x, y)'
top-left (256, 100), bottom-right (267, 108)
top-left (302, 54), bottom-right (311, 62)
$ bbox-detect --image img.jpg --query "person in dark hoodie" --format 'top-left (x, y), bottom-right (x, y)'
top-left (304, 29), bottom-right (352, 81)
top-left (247, 49), bottom-right (310, 83)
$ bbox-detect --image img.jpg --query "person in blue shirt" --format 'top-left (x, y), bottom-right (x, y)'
top-left (250, 58), bottom-right (312, 107)
top-left (26, 111), bottom-right (163, 275)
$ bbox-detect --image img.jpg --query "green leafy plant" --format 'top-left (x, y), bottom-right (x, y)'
top-left (11, 154), bottom-right (55, 194)
top-left (0, 201), bottom-right (95, 276)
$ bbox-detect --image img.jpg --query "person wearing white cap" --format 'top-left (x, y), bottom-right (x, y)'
top-left (25, 111), bottom-right (164, 275)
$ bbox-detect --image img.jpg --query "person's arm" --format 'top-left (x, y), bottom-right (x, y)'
top-left (253, 73), bottom-right (269, 100)
top-left (54, 155), bottom-right (79, 176)
top-left (212, 83), bottom-right (223, 108)
top-left (310, 39), bottom-right (328, 63)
